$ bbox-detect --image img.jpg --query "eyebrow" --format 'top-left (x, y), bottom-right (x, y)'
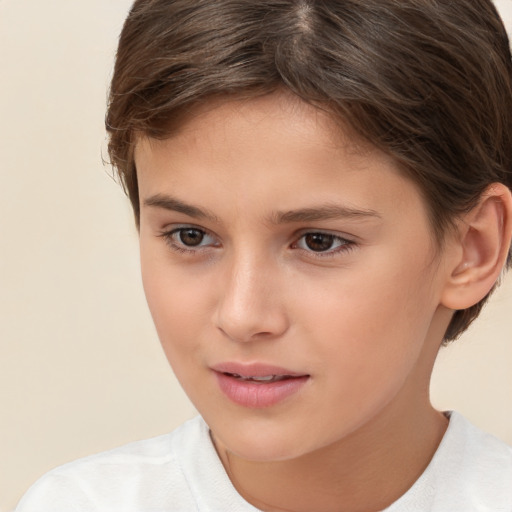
top-left (143, 194), bottom-right (219, 222)
top-left (269, 204), bottom-right (382, 224)
top-left (143, 194), bottom-right (381, 224)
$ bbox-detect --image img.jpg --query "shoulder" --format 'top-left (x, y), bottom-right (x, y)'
top-left (16, 416), bottom-right (207, 512)
top-left (445, 412), bottom-right (512, 503)
top-left (387, 411), bottom-right (512, 512)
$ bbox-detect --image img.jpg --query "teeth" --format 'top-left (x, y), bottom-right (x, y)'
top-left (247, 375), bottom-right (279, 382)
top-left (228, 373), bottom-right (288, 383)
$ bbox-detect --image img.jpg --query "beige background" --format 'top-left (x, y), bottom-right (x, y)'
top-left (1, 1), bottom-right (511, 510)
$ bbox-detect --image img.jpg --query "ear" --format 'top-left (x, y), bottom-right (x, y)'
top-left (441, 183), bottom-right (512, 310)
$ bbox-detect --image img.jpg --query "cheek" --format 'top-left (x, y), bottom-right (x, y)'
top-left (142, 270), bottom-right (212, 397)
top-left (301, 254), bottom-right (438, 379)
top-left (140, 250), bottom-right (212, 358)
top-left (300, 271), bottom-right (435, 432)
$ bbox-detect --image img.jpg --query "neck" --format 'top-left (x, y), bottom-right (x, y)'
top-left (215, 389), bottom-right (448, 512)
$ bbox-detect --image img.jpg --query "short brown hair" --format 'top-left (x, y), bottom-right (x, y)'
top-left (106, 0), bottom-right (512, 342)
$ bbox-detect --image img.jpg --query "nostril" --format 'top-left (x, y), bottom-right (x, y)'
top-left (217, 325), bottom-right (282, 343)
top-left (214, 290), bottom-right (289, 342)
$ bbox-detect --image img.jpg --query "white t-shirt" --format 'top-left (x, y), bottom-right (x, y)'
top-left (16, 412), bottom-right (512, 511)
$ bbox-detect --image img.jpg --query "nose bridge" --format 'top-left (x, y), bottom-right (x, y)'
top-left (215, 245), bottom-right (288, 342)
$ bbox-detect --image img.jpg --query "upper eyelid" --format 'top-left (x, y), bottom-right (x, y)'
top-left (160, 224), bottom-right (216, 240)
top-left (163, 223), bottom-right (210, 232)
top-left (294, 228), bottom-right (356, 242)
top-left (165, 226), bottom-right (214, 240)
top-left (159, 221), bottom-right (354, 236)
top-left (293, 233), bottom-right (354, 248)
top-left (162, 227), bottom-right (352, 238)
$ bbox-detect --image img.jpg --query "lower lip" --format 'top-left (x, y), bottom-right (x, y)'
top-left (214, 372), bottom-right (309, 408)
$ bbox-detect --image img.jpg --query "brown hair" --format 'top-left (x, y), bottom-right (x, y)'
top-left (106, 0), bottom-right (512, 342)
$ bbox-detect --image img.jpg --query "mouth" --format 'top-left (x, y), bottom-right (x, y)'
top-left (212, 362), bottom-right (310, 408)
top-left (221, 373), bottom-right (298, 383)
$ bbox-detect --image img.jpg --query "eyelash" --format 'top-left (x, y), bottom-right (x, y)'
top-left (158, 226), bottom-right (218, 255)
top-left (158, 226), bottom-right (356, 258)
top-left (292, 232), bottom-right (356, 259)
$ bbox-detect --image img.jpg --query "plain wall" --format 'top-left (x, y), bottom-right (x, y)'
top-left (1, 1), bottom-right (511, 510)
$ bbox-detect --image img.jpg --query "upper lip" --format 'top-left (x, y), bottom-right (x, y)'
top-left (211, 362), bottom-right (309, 378)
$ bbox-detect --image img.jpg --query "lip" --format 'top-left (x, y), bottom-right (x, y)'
top-left (212, 362), bottom-right (307, 378)
top-left (211, 362), bottom-right (310, 408)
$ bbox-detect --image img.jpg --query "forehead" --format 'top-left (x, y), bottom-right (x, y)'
top-left (136, 92), bottom-right (385, 178)
top-left (134, 93), bottom-right (429, 227)
top-left (138, 90), bottom-right (375, 149)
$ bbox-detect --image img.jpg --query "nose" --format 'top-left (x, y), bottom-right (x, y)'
top-left (214, 254), bottom-right (289, 343)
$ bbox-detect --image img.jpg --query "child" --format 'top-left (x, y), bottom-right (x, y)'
top-left (17, 0), bottom-right (512, 510)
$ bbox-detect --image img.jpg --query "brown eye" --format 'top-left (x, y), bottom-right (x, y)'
top-left (179, 228), bottom-right (205, 246)
top-left (304, 233), bottom-right (335, 252)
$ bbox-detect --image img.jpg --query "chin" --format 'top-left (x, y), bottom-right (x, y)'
top-left (209, 417), bottom-right (320, 462)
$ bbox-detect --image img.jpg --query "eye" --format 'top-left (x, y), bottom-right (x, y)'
top-left (159, 226), bottom-right (218, 253)
top-left (177, 228), bottom-right (207, 247)
top-left (294, 232), bottom-right (354, 255)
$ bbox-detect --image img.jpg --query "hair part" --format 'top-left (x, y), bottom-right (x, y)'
top-left (106, 0), bottom-right (512, 342)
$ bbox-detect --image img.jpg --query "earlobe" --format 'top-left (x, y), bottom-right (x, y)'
top-left (441, 183), bottom-right (512, 310)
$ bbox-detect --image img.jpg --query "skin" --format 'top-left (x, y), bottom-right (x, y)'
top-left (135, 92), bottom-right (467, 511)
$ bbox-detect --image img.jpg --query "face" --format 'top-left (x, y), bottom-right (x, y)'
top-left (136, 93), bottom-right (453, 462)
